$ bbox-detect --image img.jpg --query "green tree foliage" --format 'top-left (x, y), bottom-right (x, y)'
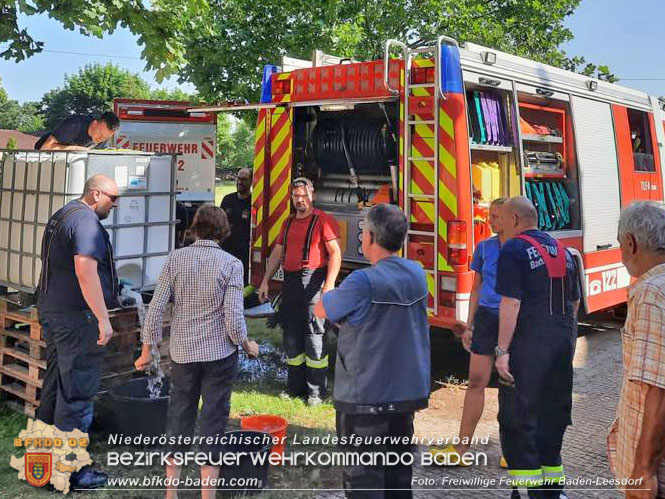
top-left (562, 56), bottom-right (618, 83)
top-left (0, 99), bottom-right (45, 131)
top-left (231, 120), bottom-right (255, 168)
top-left (5, 136), bottom-right (18, 150)
top-left (216, 115), bottom-right (255, 170)
top-left (2, 1), bottom-right (614, 105)
top-left (0, 0), bottom-right (212, 81)
top-left (216, 113), bottom-right (234, 169)
top-left (0, 76), bottom-right (7, 103)
top-left (178, 0), bottom-right (608, 103)
top-left (150, 87), bottom-right (197, 102)
top-left (0, 75), bottom-right (44, 131)
top-left (41, 63), bottom-right (151, 129)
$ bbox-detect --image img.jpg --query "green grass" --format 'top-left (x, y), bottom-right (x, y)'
top-left (215, 180), bottom-right (237, 206)
top-left (0, 319), bottom-right (338, 498)
top-left (231, 386), bottom-right (335, 432)
top-left (246, 318), bottom-right (283, 349)
top-left (235, 318), bottom-right (336, 430)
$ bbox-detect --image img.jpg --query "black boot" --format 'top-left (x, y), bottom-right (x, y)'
top-left (70, 466), bottom-right (108, 490)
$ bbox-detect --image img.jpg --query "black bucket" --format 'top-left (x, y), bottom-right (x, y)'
top-left (104, 377), bottom-right (170, 438)
top-left (221, 430), bottom-right (273, 493)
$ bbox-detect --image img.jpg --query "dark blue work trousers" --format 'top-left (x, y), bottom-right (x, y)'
top-left (37, 310), bottom-right (103, 432)
top-left (499, 316), bottom-right (575, 498)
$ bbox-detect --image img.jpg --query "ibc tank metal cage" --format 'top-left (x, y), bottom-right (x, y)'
top-left (0, 150), bottom-right (178, 295)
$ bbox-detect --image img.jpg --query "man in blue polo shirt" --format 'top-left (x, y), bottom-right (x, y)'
top-left (314, 204), bottom-right (430, 497)
top-left (37, 174), bottom-right (120, 489)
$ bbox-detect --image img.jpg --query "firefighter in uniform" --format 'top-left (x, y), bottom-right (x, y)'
top-left (495, 197), bottom-right (580, 499)
top-left (258, 177), bottom-right (342, 405)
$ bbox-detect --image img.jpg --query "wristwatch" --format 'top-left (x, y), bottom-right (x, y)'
top-left (494, 345), bottom-right (508, 357)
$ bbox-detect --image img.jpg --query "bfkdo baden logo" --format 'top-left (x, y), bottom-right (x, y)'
top-left (25, 452), bottom-right (52, 487)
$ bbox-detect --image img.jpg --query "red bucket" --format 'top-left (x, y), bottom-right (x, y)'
top-left (240, 415), bottom-right (288, 458)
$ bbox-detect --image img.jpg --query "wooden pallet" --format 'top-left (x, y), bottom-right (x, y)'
top-left (0, 296), bottom-right (172, 416)
top-left (3, 397), bottom-right (37, 419)
top-left (0, 295), bottom-right (39, 323)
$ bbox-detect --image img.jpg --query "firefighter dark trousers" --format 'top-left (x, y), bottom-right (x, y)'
top-left (281, 267), bottom-right (328, 398)
top-left (37, 310), bottom-right (104, 432)
top-left (337, 411), bottom-right (415, 499)
top-left (499, 319), bottom-right (574, 499)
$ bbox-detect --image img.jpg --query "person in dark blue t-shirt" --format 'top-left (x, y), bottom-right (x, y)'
top-left (35, 112), bottom-right (119, 151)
top-left (431, 198), bottom-right (510, 468)
top-left (37, 174), bottom-right (120, 489)
top-left (220, 168), bottom-right (252, 285)
top-left (494, 196), bottom-right (580, 499)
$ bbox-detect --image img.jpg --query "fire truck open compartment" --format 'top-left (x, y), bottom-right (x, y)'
top-left (465, 85), bottom-right (520, 242)
top-left (292, 101), bottom-right (400, 262)
top-left (517, 92), bottom-right (581, 232)
top-left (465, 83), bottom-right (582, 239)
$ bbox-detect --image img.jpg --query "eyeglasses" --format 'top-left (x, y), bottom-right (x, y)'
top-left (98, 190), bottom-right (119, 203)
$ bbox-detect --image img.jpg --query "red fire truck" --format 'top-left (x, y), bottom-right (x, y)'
top-left (113, 99), bottom-right (217, 238)
top-left (190, 36), bottom-right (665, 329)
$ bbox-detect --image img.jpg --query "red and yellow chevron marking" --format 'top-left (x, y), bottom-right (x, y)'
top-left (426, 271), bottom-right (436, 312)
top-left (408, 59), bottom-right (436, 232)
top-left (408, 58), bottom-right (438, 310)
top-left (266, 107), bottom-right (293, 247)
top-left (406, 58), bottom-right (461, 273)
top-left (438, 95), bottom-right (469, 273)
top-left (251, 109), bottom-right (268, 250)
top-left (274, 73), bottom-right (293, 103)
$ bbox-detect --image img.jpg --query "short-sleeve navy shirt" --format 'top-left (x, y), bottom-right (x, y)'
top-left (39, 200), bottom-right (118, 312)
top-left (496, 229), bottom-right (580, 319)
top-left (35, 115), bottom-right (94, 150)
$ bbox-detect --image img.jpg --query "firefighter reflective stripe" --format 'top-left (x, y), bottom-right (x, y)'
top-left (305, 355), bottom-right (329, 369)
top-left (542, 464), bottom-right (565, 481)
top-left (508, 469), bottom-right (544, 488)
top-left (287, 353), bottom-right (306, 366)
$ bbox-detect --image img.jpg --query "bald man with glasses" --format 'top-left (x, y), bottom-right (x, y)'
top-left (36, 174), bottom-right (120, 489)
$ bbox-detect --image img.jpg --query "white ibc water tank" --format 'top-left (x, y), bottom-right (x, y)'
top-left (0, 150), bottom-right (177, 293)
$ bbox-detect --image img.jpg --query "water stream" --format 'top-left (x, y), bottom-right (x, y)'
top-left (122, 287), bottom-right (164, 399)
top-left (146, 344), bottom-right (165, 399)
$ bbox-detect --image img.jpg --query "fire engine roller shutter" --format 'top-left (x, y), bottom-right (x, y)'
top-left (570, 96), bottom-right (622, 253)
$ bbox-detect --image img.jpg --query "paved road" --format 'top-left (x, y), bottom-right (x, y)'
top-left (319, 318), bottom-right (625, 498)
